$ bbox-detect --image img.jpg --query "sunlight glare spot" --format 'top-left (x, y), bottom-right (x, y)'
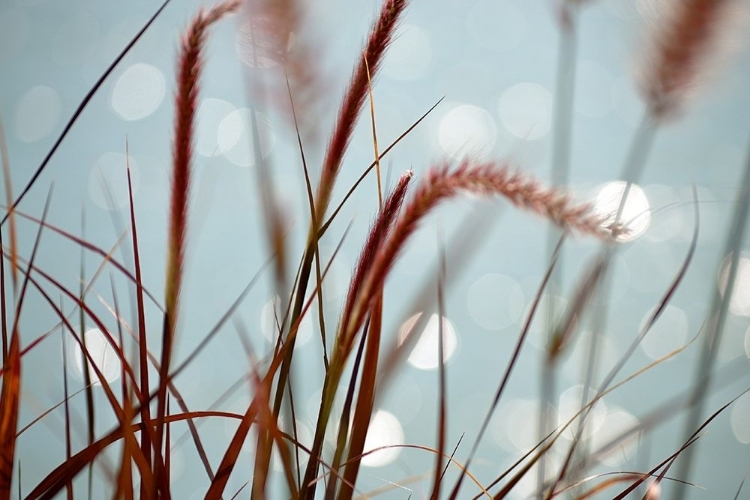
top-left (71, 328), bottom-right (121, 386)
top-left (718, 254), bottom-right (750, 317)
top-left (644, 184), bottom-right (684, 242)
top-left (14, 85), bottom-right (61, 143)
top-left (260, 296), bottom-right (313, 347)
top-left (196, 98), bottom-right (237, 157)
top-left (589, 408), bottom-right (639, 467)
top-left (88, 152), bottom-right (140, 211)
top-left (398, 313), bottom-right (458, 370)
top-left (467, 273), bottom-right (524, 330)
top-left (639, 305), bottom-right (688, 360)
top-left (362, 410), bottom-right (404, 467)
top-left (437, 104), bottom-right (497, 160)
top-left (111, 63), bottom-right (166, 121)
top-left (383, 24), bottom-right (431, 80)
top-left (504, 399), bottom-right (543, 452)
top-left (593, 181), bottom-right (651, 242)
top-left (498, 83), bottom-right (552, 140)
top-left (558, 385), bottom-right (607, 441)
top-left (218, 108), bottom-right (275, 167)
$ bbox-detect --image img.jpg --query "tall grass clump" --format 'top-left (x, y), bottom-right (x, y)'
top-left (2, 0), bottom-right (750, 499)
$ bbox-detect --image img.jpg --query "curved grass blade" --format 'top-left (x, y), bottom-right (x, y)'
top-left (448, 236), bottom-right (564, 500)
top-left (0, 185), bottom-right (54, 497)
top-left (0, 0), bottom-right (173, 227)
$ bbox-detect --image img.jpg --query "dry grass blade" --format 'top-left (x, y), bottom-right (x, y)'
top-left (286, 73), bottom-right (330, 369)
top-left (0, 0), bottom-right (173, 227)
top-left (337, 444), bottom-right (492, 499)
top-left (299, 174), bottom-right (412, 499)
top-left (338, 309), bottom-right (381, 500)
top-left (26, 411), bottom-right (241, 500)
top-left (336, 62), bottom-right (388, 500)
top-left (449, 236), bottom-right (564, 500)
top-left (0, 186), bottom-right (54, 498)
top-left (208, 227), bottom-right (349, 499)
top-left (547, 252), bottom-right (606, 362)
top-left (343, 162), bottom-right (613, 368)
top-left (269, 96), bottom-right (439, 474)
top-left (206, 379), bottom-right (268, 499)
top-left (270, 1), bottom-right (411, 451)
top-left (156, 2), bottom-right (239, 495)
top-left (111, 281), bottom-right (135, 500)
top-left (319, 97), bottom-right (444, 238)
top-left (545, 189), bottom-right (700, 497)
top-left (59, 299), bottom-right (73, 500)
top-left (624, 392), bottom-right (750, 499)
top-left (94, 290), bottom-right (216, 484)
top-left (315, 0), bottom-right (409, 219)
top-left (14, 265), bottom-right (157, 497)
top-left (674, 140), bottom-right (750, 497)
top-left (327, 317), bottom-right (370, 499)
top-left (560, 473), bottom-right (694, 500)
top-left (75, 211), bottom-right (96, 500)
top-left (733, 471), bottom-right (749, 500)
top-left (336, 57), bottom-right (388, 500)
top-left (336, 169), bottom-right (413, 367)
top-left (3, 206), bottom-right (162, 309)
top-left (429, 245), bottom-right (448, 500)
top-left (0, 328), bottom-right (20, 499)
top-left (0, 229), bottom-right (7, 366)
top-left (125, 147), bottom-right (153, 481)
top-left (475, 326), bottom-right (702, 500)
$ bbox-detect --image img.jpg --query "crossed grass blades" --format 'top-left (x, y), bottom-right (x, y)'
top-left (1, 0), bottom-right (749, 499)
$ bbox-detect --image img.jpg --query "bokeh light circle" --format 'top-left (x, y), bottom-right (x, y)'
top-left (498, 83), bottom-right (552, 140)
top-left (111, 63), bottom-right (166, 121)
top-left (361, 410), bottom-right (404, 467)
top-left (592, 181), bottom-right (651, 242)
top-left (15, 85), bottom-right (61, 143)
top-left (70, 328), bottom-right (122, 386)
top-left (398, 313), bottom-right (458, 370)
top-left (437, 104), bottom-right (497, 159)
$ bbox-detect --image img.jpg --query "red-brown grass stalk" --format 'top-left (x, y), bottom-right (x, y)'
top-left (339, 161), bottom-right (615, 363)
top-left (314, 0), bottom-right (409, 222)
top-left (156, 0), bottom-right (239, 496)
top-left (639, 0), bottom-right (738, 119)
top-left (335, 170), bottom-right (413, 359)
top-left (299, 170), bottom-right (413, 499)
top-left (272, 0), bottom-right (408, 429)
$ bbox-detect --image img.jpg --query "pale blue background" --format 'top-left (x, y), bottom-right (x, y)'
top-left (2, 0), bottom-right (750, 498)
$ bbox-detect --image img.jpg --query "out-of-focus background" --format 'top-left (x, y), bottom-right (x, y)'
top-left (2, 0), bottom-right (750, 498)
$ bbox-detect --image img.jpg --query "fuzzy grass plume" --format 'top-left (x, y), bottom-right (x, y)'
top-left (639, 0), bottom-right (739, 119)
top-left (315, 0), bottom-right (409, 220)
top-left (157, 0), bottom-right (239, 495)
top-left (338, 161), bottom-right (614, 362)
top-left (5, 0), bottom-right (750, 499)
